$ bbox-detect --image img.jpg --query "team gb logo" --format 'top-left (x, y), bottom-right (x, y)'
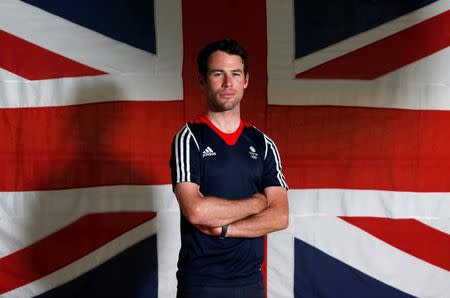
top-left (249, 146), bottom-right (258, 159)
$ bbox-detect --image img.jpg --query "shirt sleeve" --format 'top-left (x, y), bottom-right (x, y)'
top-left (262, 134), bottom-right (288, 190)
top-left (170, 124), bottom-right (201, 190)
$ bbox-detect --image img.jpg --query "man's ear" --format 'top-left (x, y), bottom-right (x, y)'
top-left (244, 73), bottom-right (249, 89)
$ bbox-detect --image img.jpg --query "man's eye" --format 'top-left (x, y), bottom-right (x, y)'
top-left (232, 73), bottom-right (241, 77)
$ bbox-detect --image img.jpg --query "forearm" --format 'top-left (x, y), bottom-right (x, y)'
top-left (189, 194), bottom-right (267, 227)
top-left (197, 186), bottom-right (289, 238)
top-left (174, 181), bottom-right (267, 227)
top-left (226, 203), bottom-right (288, 238)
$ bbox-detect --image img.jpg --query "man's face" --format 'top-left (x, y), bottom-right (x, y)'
top-left (201, 50), bottom-right (249, 112)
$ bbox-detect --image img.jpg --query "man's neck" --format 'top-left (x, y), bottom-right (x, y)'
top-left (205, 109), bottom-right (241, 133)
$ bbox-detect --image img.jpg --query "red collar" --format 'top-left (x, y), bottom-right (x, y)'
top-left (195, 115), bottom-right (250, 146)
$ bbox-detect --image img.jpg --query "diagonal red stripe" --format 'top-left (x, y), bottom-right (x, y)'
top-left (0, 30), bottom-right (107, 80)
top-left (340, 217), bottom-right (450, 271)
top-left (296, 10), bottom-right (450, 80)
top-left (0, 212), bottom-right (156, 294)
top-left (267, 105), bottom-right (450, 192)
top-left (0, 100), bottom-right (184, 191)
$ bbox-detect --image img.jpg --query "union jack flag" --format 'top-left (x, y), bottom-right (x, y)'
top-left (0, 0), bottom-right (448, 297)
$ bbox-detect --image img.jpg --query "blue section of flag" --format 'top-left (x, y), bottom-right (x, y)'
top-left (35, 235), bottom-right (158, 298)
top-left (294, 238), bottom-right (414, 298)
top-left (20, 0), bottom-right (156, 54)
top-left (294, 0), bottom-right (437, 59)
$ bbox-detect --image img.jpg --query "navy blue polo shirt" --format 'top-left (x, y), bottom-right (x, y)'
top-left (170, 115), bottom-right (288, 287)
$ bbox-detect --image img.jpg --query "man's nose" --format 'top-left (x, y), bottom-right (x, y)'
top-left (223, 73), bottom-right (233, 87)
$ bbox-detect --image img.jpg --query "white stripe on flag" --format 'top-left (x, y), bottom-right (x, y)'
top-left (267, 226), bottom-right (295, 298)
top-left (288, 188), bottom-right (449, 218)
top-left (1, 75), bottom-right (183, 108)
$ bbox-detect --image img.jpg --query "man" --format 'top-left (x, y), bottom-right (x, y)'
top-left (170, 39), bottom-right (288, 298)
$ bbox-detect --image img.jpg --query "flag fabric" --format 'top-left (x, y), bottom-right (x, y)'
top-left (0, 0), bottom-right (183, 297)
top-left (267, 1), bottom-right (449, 297)
top-left (0, 0), bottom-right (449, 297)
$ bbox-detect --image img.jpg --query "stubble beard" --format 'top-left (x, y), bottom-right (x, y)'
top-left (207, 93), bottom-right (242, 113)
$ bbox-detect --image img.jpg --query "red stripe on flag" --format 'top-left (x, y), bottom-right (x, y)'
top-left (340, 217), bottom-right (450, 271)
top-left (0, 100), bottom-right (184, 191)
top-left (181, 1), bottom-right (269, 291)
top-left (0, 30), bottom-right (106, 80)
top-left (267, 105), bottom-right (450, 192)
top-left (0, 212), bottom-right (156, 294)
top-left (296, 10), bottom-right (450, 80)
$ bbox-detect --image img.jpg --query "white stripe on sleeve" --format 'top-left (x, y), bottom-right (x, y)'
top-left (174, 124), bottom-right (199, 183)
top-left (264, 135), bottom-right (288, 188)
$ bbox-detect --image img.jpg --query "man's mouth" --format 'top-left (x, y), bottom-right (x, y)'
top-left (220, 92), bottom-right (235, 97)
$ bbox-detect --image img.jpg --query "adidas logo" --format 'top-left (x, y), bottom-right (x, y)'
top-left (202, 146), bottom-right (217, 157)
